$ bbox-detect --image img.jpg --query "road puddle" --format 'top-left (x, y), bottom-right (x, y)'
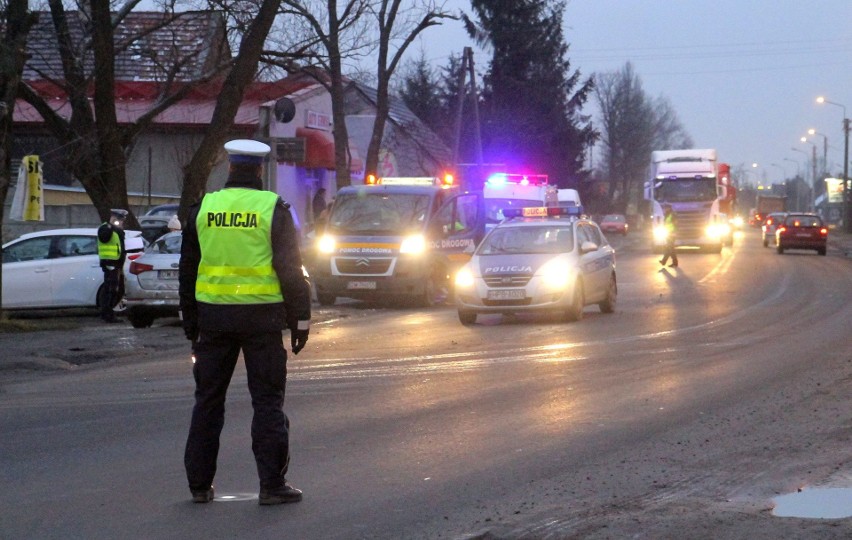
top-left (772, 488), bottom-right (852, 519)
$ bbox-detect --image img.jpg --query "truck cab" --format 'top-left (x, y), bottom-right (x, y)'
top-left (310, 176), bottom-right (485, 307)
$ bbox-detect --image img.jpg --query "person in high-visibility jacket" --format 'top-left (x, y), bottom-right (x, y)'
top-left (179, 139), bottom-right (311, 506)
top-left (96, 209), bottom-right (127, 322)
top-left (658, 204), bottom-right (679, 267)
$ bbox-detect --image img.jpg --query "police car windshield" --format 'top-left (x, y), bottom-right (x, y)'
top-left (485, 199), bottom-right (542, 223)
top-left (478, 225), bottom-right (573, 255)
top-left (328, 192), bottom-right (431, 234)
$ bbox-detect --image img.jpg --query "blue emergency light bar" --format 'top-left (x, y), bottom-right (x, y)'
top-left (486, 172), bottom-right (549, 186)
top-left (502, 206), bottom-right (583, 219)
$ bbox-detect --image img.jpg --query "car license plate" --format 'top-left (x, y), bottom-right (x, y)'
top-left (347, 280), bottom-right (376, 290)
top-left (797, 233), bottom-right (811, 238)
top-left (487, 289), bottom-right (525, 300)
top-left (158, 270), bottom-right (178, 279)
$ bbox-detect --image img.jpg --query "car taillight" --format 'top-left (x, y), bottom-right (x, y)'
top-left (777, 226), bottom-right (786, 234)
top-left (129, 260), bottom-right (154, 275)
top-left (820, 228), bottom-right (828, 236)
top-left (128, 253), bottom-right (143, 261)
top-left (766, 218), bottom-right (773, 225)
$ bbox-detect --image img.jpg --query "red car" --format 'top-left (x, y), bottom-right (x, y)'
top-left (776, 213), bottom-right (827, 256)
top-left (599, 214), bottom-right (628, 236)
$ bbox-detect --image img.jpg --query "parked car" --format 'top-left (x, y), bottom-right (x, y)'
top-left (776, 213), bottom-right (827, 256)
top-left (762, 212), bottom-right (788, 247)
top-left (124, 231), bottom-right (182, 328)
top-left (2, 228), bottom-right (144, 310)
top-left (598, 214), bottom-right (629, 236)
top-left (144, 203), bottom-right (179, 218)
top-left (139, 215), bottom-right (172, 243)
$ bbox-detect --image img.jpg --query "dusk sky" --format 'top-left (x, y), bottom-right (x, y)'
top-left (415, 0), bottom-right (852, 187)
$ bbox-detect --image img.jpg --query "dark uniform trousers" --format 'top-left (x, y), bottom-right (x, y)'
top-left (185, 330), bottom-right (290, 491)
top-left (101, 266), bottom-right (123, 320)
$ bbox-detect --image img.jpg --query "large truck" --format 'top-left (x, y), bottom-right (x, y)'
top-left (646, 149), bottom-right (728, 253)
top-left (754, 194), bottom-right (787, 226)
top-left (310, 176), bottom-right (486, 307)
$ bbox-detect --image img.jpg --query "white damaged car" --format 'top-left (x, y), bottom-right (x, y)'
top-left (454, 207), bottom-right (617, 325)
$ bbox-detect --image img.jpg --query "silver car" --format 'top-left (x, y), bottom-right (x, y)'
top-left (454, 207), bottom-right (617, 325)
top-left (124, 231), bottom-right (181, 328)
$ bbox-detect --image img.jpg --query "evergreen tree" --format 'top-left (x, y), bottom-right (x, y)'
top-left (465, 0), bottom-right (595, 188)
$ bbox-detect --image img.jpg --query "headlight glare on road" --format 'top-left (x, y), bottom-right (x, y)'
top-left (538, 258), bottom-right (572, 289)
top-left (653, 225), bottom-right (669, 242)
top-left (400, 234), bottom-right (426, 255)
top-left (455, 267), bottom-right (475, 288)
top-left (317, 234), bottom-right (336, 254)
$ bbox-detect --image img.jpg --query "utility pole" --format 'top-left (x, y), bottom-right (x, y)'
top-left (844, 118), bottom-right (851, 233)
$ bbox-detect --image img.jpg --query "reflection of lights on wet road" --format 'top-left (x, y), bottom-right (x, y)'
top-left (213, 493), bottom-right (257, 502)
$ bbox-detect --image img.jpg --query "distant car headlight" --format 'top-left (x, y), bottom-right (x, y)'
top-left (731, 216), bottom-right (744, 228)
top-left (455, 267), bottom-right (475, 288)
top-left (538, 258), bottom-right (573, 289)
top-left (317, 234), bottom-right (336, 254)
top-left (399, 234), bottom-right (426, 255)
top-left (653, 225), bottom-right (669, 242)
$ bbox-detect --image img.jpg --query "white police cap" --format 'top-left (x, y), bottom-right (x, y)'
top-left (225, 139), bottom-right (270, 164)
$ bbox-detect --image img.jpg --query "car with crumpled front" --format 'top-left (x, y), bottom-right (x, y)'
top-left (454, 207), bottom-right (617, 325)
top-left (123, 231), bottom-right (182, 327)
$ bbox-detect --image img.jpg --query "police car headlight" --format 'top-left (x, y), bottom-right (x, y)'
top-left (653, 225), bottom-right (669, 242)
top-left (455, 267), bottom-right (475, 289)
top-left (400, 234), bottom-right (426, 255)
top-left (538, 259), bottom-right (572, 289)
top-left (317, 234), bottom-right (336, 254)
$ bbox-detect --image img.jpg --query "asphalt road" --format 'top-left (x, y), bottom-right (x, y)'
top-left (1, 229), bottom-right (851, 539)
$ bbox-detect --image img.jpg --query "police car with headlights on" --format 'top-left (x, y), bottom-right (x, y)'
top-left (454, 206), bottom-right (616, 325)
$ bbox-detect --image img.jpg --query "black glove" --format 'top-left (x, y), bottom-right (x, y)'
top-left (184, 322), bottom-right (198, 343)
top-left (291, 328), bottom-right (309, 355)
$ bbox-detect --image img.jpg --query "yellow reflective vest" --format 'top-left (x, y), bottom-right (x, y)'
top-left (664, 213), bottom-right (676, 234)
top-left (195, 188), bottom-right (283, 305)
top-left (97, 225), bottom-right (122, 262)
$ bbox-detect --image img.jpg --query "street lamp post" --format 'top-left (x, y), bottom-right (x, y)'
top-left (791, 147), bottom-right (811, 211)
top-left (816, 96), bottom-right (850, 233)
top-left (807, 129), bottom-right (828, 178)
top-left (800, 137), bottom-right (818, 210)
top-left (784, 158), bottom-right (803, 210)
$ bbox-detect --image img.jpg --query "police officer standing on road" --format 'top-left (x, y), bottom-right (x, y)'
top-left (179, 139), bottom-right (312, 505)
top-left (97, 209), bottom-right (127, 323)
top-left (659, 204), bottom-right (679, 268)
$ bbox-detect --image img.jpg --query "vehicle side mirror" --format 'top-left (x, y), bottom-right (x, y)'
top-left (580, 241), bottom-right (598, 253)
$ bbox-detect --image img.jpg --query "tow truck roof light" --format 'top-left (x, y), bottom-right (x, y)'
top-left (502, 206), bottom-right (583, 219)
top-left (486, 173), bottom-right (549, 186)
top-left (365, 175), bottom-right (456, 188)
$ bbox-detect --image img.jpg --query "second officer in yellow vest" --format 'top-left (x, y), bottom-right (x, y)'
top-left (179, 139), bottom-right (311, 505)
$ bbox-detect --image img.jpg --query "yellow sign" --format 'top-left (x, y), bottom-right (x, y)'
top-left (10, 155), bottom-right (44, 222)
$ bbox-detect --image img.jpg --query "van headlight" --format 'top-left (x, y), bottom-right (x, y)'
top-left (400, 234), bottom-right (426, 255)
top-left (705, 224), bottom-right (724, 239)
top-left (653, 225), bottom-right (669, 242)
top-left (317, 234), bottom-right (336, 254)
top-left (455, 267), bottom-right (475, 289)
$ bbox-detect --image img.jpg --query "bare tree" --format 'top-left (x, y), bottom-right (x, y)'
top-left (17, 1), bottom-right (233, 227)
top-left (268, 0), bottom-right (452, 188)
top-left (268, 0), bottom-right (372, 189)
top-left (361, 0), bottom-right (453, 177)
top-left (179, 0), bottom-right (284, 218)
top-left (1, 0), bottom-right (37, 315)
top-left (594, 62), bottom-right (691, 212)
